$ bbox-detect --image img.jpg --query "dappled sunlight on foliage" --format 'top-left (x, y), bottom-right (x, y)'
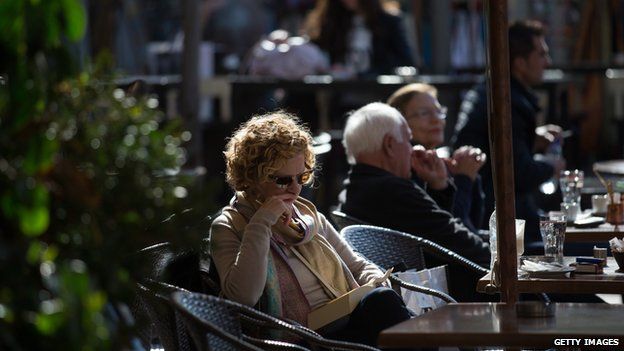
top-left (0, 0), bottom-right (219, 349)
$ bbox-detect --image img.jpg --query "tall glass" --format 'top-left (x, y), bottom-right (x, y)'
top-left (539, 213), bottom-right (567, 264)
top-left (559, 169), bottom-right (584, 205)
top-left (515, 219), bottom-right (526, 258)
top-left (515, 219), bottom-right (526, 277)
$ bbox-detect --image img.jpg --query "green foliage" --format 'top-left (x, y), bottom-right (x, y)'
top-left (0, 0), bottom-right (219, 349)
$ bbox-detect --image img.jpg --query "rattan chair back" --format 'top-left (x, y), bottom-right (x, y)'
top-left (329, 210), bottom-right (369, 231)
top-left (136, 280), bottom-right (195, 351)
top-left (342, 225), bottom-right (427, 271)
top-left (172, 291), bottom-right (382, 351)
top-left (172, 292), bottom-right (266, 351)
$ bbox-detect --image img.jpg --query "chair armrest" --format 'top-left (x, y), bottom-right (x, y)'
top-left (236, 306), bottom-right (380, 351)
top-left (477, 229), bottom-right (490, 242)
top-left (388, 275), bottom-right (457, 304)
top-left (278, 318), bottom-right (322, 338)
top-left (243, 336), bottom-right (310, 351)
top-left (180, 310), bottom-right (265, 351)
top-left (238, 312), bottom-right (316, 340)
top-left (417, 237), bottom-right (489, 275)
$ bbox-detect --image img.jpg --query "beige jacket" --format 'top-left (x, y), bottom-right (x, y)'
top-left (210, 200), bottom-right (384, 308)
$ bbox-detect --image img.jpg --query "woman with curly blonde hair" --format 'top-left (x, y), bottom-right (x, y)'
top-left (210, 111), bottom-right (411, 346)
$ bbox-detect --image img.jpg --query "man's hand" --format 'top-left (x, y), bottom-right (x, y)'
top-left (446, 146), bottom-right (486, 181)
top-left (411, 145), bottom-right (449, 190)
top-left (534, 124), bottom-right (563, 153)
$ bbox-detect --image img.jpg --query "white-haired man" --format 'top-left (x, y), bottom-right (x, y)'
top-left (338, 102), bottom-right (491, 301)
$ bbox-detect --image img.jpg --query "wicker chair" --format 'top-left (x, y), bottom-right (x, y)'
top-left (132, 239), bottom-right (220, 296)
top-left (171, 291), bottom-right (381, 351)
top-left (128, 289), bottom-right (156, 350)
top-left (329, 210), bottom-right (369, 231)
top-left (342, 224), bottom-right (552, 304)
top-left (130, 238), bottom-right (222, 350)
top-left (341, 225), bottom-right (468, 302)
top-left (136, 280), bottom-right (196, 351)
top-left (341, 223), bottom-right (488, 277)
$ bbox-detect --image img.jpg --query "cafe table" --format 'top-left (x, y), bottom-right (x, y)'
top-left (566, 222), bottom-right (624, 242)
top-left (378, 303), bottom-right (624, 349)
top-left (477, 257), bottom-right (624, 294)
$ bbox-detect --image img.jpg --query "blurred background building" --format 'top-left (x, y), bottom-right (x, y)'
top-left (86, 0), bottom-right (621, 211)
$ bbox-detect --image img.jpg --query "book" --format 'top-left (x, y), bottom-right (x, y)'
top-left (570, 262), bottom-right (603, 274)
top-left (576, 256), bottom-right (606, 267)
top-left (307, 268), bottom-right (392, 330)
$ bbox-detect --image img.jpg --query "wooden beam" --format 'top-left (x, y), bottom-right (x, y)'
top-left (182, 0), bottom-right (203, 166)
top-left (485, 0), bottom-right (518, 303)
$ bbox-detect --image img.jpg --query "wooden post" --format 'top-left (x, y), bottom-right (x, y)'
top-left (410, 0), bottom-right (422, 68)
top-left (485, 0), bottom-right (518, 303)
top-left (182, 0), bottom-right (203, 167)
top-left (431, 0), bottom-right (452, 74)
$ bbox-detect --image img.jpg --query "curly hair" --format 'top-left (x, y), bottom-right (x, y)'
top-left (224, 112), bottom-right (316, 193)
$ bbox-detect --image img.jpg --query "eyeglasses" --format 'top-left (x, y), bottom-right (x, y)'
top-left (408, 106), bottom-right (447, 120)
top-left (269, 170), bottom-right (313, 188)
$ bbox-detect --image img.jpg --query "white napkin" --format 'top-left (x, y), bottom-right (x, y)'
top-left (609, 237), bottom-right (624, 253)
top-left (520, 260), bottom-right (568, 272)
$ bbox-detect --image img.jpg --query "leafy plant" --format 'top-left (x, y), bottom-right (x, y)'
top-left (0, 0), bottom-right (217, 349)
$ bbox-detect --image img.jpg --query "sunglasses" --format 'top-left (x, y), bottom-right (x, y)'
top-left (269, 170), bottom-right (313, 188)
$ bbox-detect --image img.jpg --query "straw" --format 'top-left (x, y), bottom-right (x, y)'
top-left (608, 181), bottom-right (614, 204)
top-left (593, 167), bottom-right (614, 203)
top-left (593, 166), bottom-right (609, 189)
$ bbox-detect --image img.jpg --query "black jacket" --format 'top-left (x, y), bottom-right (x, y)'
top-left (338, 163), bottom-right (490, 265)
top-left (413, 172), bottom-right (485, 234)
top-left (452, 78), bottom-right (554, 247)
top-left (322, 12), bottom-right (414, 76)
top-left (368, 12), bottom-right (414, 75)
top-left (337, 163), bottom-right (492, 301)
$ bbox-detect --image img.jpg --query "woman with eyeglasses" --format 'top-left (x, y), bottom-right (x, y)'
top-left (388, 83), bottom-right (487, 233)
top-left (210, 111), bottom-right (411, 346)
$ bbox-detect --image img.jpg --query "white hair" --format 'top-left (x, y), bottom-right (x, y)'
top-left (342, 102), bottom-right (407, 165)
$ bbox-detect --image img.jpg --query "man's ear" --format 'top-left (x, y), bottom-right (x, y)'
top-left (382, 133), bottom-right (395, 157)
top-left (511, 56), bottom-right (526, 75)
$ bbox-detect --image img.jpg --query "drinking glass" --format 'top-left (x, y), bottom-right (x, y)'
top-left (515, 219), bottom-right (526, 276)
top-left (559, 169), bottom-right (584, 205)
top-left (560, 201), bottom-right (580, 222)
top-left (515, 219), bottom-right (526, 257)
top-left (591, 194), bottom-right (608, 215)
top-left (539, 213), bottom-right (567, 263)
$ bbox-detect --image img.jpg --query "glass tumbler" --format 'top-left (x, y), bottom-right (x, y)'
top-left (539, 213), bottom-right (567, 263)
top-left (559, 169), bottom-right (584, 205)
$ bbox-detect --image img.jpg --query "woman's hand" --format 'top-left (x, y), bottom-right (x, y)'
top-left (446, 146), bottom-right (486, 181)
top-left (256, 194), bottom-right (297, 225)
top-left (411, 145), bottom-right (449, 190)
